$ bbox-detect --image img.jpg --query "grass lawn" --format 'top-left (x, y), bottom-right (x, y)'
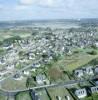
top-left (15, 91), bottom-right (31, 100)
top-left (77, 93), bottom-right (98, 100)
top-left (0, 94), bottom-right (7, 100)
top-left (82, 96), bottom-right (93, 100)
top-left (0, 29), bottom-right (31, 41)
top-left (47, 87), bottom-right (74, 100)
top-left (48, 48), bottom-right (98, 72)
top-left (47, 67), bottom-right (70, 82)
top-left (1, 77), bottom-right (27, 91)
top-left (92, 93), bottom-right (98, 100)
top-left (79, 81), bottom-right (93, 88)
top-left (37, 89), bottom-right (50, 100)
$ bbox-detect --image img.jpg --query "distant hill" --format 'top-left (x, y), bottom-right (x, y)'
top-left (0, 18), bottom-right (98, 29)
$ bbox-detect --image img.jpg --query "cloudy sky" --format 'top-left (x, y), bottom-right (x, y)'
top-left (0, 0), bottom-right (98, 21)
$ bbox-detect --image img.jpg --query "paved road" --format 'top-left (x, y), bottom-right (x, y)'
top-left (0, 79), bottom-right (91, 96)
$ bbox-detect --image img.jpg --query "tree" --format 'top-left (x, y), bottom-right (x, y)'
top-left (26, 77), bottom-right (36, 88)
top-left (73, 50), bottom-right (79, 54)
top-left (3, 36), bottom-right (21, 44)
top-left (87, 50), bottom-right (97, 55)
top-left (91, 45), bottom-right (97, 49)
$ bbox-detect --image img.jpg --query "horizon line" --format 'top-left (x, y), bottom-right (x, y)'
top-left (0, 18), bottom-right (98, 22)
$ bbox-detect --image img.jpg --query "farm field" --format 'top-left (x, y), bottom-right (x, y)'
top-left (15, 91), bottom-right (31, 100)
top-left (0, 94), bottom-right (7, 100)
top-left (1, 77), bottom-right (27, 91)
top-left (37, 89), bottom-right (50, 100)
top-left (0, 29), bottom-right (31, 41)
top-left (47, 87), bottom-right (74, 100)
top-left (49, 48), bottom-right (98, 72)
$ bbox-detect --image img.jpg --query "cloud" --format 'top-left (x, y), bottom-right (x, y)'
top-left (0, 5), bottom-right (3, 10)
top-left (19, 0), bottom-right (35, 5)
top-left (15, 5), bottom-right (29, 10)
top-left (19, 0), bottom-right (63, 7)
top-left (0, 0), bottom-right (98, 21)
top-left (39, 0), bottom-right (55, 7)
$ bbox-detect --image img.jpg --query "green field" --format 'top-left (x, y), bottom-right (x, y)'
top-left (0, 29), bottom-right (31, 41)
top-left (47, 87), bottom-right (74, 100)
top-left (0, 94), bottom-right (7, 100)
top-left (48, 48), bottom-right (98, 72)
top-left (1, 77), bottom-right (27, 91)
top-left (47, 67), bottom-right (70, 82)
top-left (37, 89), bottom-right (50, 100)
top-left (15, 91), bottom-right (31, 100)
top-left (82, 93), bottom-right (98, 100)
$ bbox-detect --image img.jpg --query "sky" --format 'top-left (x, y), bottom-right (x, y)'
top-left (0, 0), bottom-right (98, 21)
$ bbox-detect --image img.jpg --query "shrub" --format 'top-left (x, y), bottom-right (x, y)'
top-left (87, 50), bottom-right (97, 55)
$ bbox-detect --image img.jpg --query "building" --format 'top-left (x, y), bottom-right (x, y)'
top-left (95, 81), bottom-right (98, 85)
top-left (75, 88), bottom-right (87, 99)
top-left (91, 86), bottom-right (98, 94)
top-left (30, 90), bottom-right (40, 100)
top-left (13, 74), bottom-right (23, 80)
top-left (32, 63), bottom-right (41, 68)
top-left (74, 69), bottom-right (84, 78)
top-left (23, 70), bottom-right (30, 76)
top-left (6, 64), bottom-right (14, 70)
top-left (0, 58), bottom-right (5, 65)
top-left (0, 69), bottom-right (9, 76)
top-left (36, 74), bottom-right (49, 85)
top-left (95, 42), bottom-right (98, 47)
top-left (3, 44), bottom-right (13, 50)
top-left (56, 96), bottom-right (62, 100)
top-left (65, 96), bottom-right (70, 100)
top-left (94, 66), bottom-right (98, 74)
top-left (84, 66), bottom-right (94, 75)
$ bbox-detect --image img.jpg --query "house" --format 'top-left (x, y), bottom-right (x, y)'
top-left (0, 58), bottom-right (5, 65)
top-left (3, 44), bottom-right (12, 49)
top-left (95, 42), bottom-right (98, 47)
top-left (36, 74), bottom-right (49, 85)
top-left (95, 81), bottom-right (98, 85)
top-left (56, 96), bottom-right (62, 100)
top-left (48, 56), bottom-right (53, 61)
top-left (28, 52), bottom-right (35, 60)
top-left (6, 64), bottom-right (14, 70)
top-left (0, 69), bottom-right (9, 76)
top-left (32, 63), bottom-right (41, 68)
top-left (31, 68), bottom-right (36, 72)
top-left (84, 66), bottom-right (94, 75)
top-left (74, 69), bottom-right (83, 78)
top-left (23, 70), bottom-right (30, 76)
top-left (66, 96), bottom-right (70, 100)
top-left (75, 88), bottom-right (87, 99)
top-left (94, 66), bottom-right (98, 74)
top-left (13, 74), bottom-right (23, 80)
top-left (36, 63), bottom-right (41, 68)
top-left (91, 86), bottom-right (98, 94)
top-left (30, 90), bottom-right (40, 100)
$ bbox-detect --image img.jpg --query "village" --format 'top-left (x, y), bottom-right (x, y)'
top-left (0, 24), bottom-right (98, 100)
